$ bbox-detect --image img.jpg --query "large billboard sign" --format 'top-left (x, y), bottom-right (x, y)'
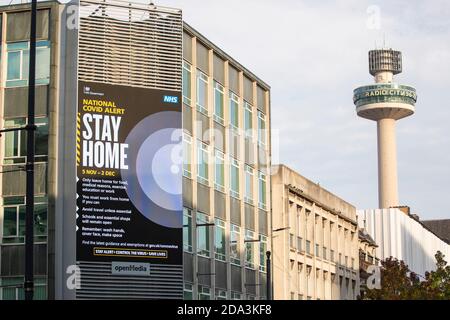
top-left (76, 81), bottom-right (182, 266)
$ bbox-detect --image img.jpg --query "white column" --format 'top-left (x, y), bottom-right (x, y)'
top-left (377, 118), bottom-right (399, 208)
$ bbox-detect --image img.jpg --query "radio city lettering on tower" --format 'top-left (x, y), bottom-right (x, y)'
top-left (363, 88), bottom-right (417, 99)
top-left (82, 113), bottom-right (129, 169)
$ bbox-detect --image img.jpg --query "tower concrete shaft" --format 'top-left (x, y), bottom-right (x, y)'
top-left (377, 118), bottom-right (399, 208)
top-left (353, 49), bottom-right (417, 209)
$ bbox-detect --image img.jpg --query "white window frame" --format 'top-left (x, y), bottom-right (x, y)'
top-left (258, 171), bottom-right (267, 210)
top-left (230, 158), bottom-right (240, 199)
top-left (245, 229), bottom-right (256, 269)
top-left (257, 111), bottom-right (266, 147)
top-left (197, 141), bottom-right (209, 186)
top-left (196, 212), bottom-right (211, 258)
top-left (259, 234), bottom-right (267, 272)
top-left (183, 134), bottom-right (192, 178)
top-left (244, 165), bottom-right (254, 204)
top-left (198, 285), bottom-right (211, 300)
top-left (183, 61), bottom-right (192, 105)
top-left (230, 224), bottom-right (241, 265)
top-left (229, 92), bottom-right (240, 129)
top-left (214, 149), bottom-right (225, 192)
top-left (6, 41), bottom-right (51, 87)
top-left (215, 289), bottom-right (227, 300)
top-left (196, 71), bottom-right (208, 115)
top-left (213, 81), bottom-right (224, 125)
top-left (214, 218), bottom-right (226, 261)
top-left (244, 101), bottom-right (253, 138)
top-left (183, 208), bottom-right (193, 253)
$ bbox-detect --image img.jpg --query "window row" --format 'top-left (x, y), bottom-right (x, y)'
top-left (3, 117), bottom-right (49, 164)
top-left (183, 208), bottom-right (268, 272)
top-left (6, 40), bottom-right (51, 87)
top-left (184, 137), bottom-right (267, 208)
top-left (183, 62), bottom-right (267, 147)
top-left (184, 283), bottom-right (260, 300)
top-left (1, 196), bottom-right (48, 244)
top-left (289, 234), bottom-right (356, 267)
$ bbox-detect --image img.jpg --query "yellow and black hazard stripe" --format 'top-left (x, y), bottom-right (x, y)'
top-left (76, 113), bottom-right (81, 166)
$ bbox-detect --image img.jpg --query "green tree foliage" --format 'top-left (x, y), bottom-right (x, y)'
top-left (365, 251), bottom-right (450, 300)
top-left (420, 251), bottom-right (450, 299)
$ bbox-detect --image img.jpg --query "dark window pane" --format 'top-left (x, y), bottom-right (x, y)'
top-left (3, 207), bottom-right (17, 236)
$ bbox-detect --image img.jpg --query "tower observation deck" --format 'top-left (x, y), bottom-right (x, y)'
top-left (353, 49), bottom-right (417, 209)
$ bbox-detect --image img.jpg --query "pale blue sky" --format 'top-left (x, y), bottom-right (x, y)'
top-left (3, 0), bottom-right (450, 220)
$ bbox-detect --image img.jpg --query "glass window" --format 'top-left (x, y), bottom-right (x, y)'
top-left (213, 82), bottom-right (224, 124)
top-left (3, 117), bottom-right (48, 164)
top-left (6, 41), bottom-right (51, 87)
top-left (183, 283), bottom-right (193, 300)
top-left (244, 165), bottom-right (254, 204)
top-left (3, 207), bottom-right (17, 237)
top-left (257, 111), bottom-right (266, 146)
top-left (183, 208), bottom-right (193, 253)
top-left (315, 244), bottom-right (320, 257)
top-left (198, 285), bottom-right (210, 300)
top-left (214, 218), bottom-right (226, 261)
top-left (183, 62), bottom-right (192, 105)
top-left (230, 158), bottom-right (240, 199)
top-left (258, 171), bottom-right (267, 210)
top-left (230, 224), bottom-right (240, 265)
top-left (196, 212), bottom-right (210, 257)
top-left (183, 134), bottom-right (192, 178)
top-left (197, 141), bottom-right (209, 185)
top-left (297, 237), bottom-right (303, 252)
top-left (215, 289), bottom-right (227, 300)
top-left (259, 235), bottom-right (267, 272)
top-left (330, 250), bottom-right (335, 262)
top-left (1, 196), bottom-right (47, 244)
top-left (7, 51), bottom-right (21, 80)
top-left (0, 277), bottom-right (47, 300)
top-left (214, 150), bottom-right (224, 192)
top-left (323, 247), bottom-right (327, 260)
top-left (230, 292), bottom-right (241, 300)
top-left (196, 71), bottom-right (208, 115)
top-left (306, 240), bottom-right (311, 255)
top-left (245, 229), bottom-right (255, 269)
top-left (244, 102), bottom-right (253, 138)
top-left (229, 92), bottom-right (239, 128)
top-left (289, 233), bottom-right (295, 248)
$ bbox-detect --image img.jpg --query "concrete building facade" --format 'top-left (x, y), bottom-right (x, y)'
top-left (358, 228), bottom-right (378, 297)
top-left (0, 0), bottom-right (272, 300)
top-left (181, 21), bottom-right (272, 301)
top-left (271, 165), bottom-right (359, 300)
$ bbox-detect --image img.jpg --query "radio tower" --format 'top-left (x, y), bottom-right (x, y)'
top-left (353, 49), bottom-right (417, 209)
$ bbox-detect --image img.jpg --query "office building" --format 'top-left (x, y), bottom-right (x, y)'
top-left (0, 0), bottom-right (272, 300)
top-left (271, 165), bottom-right (359, 300)
top-left (358, 228), bottom-right (378, 298)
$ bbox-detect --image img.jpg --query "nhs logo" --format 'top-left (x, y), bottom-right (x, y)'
top-left (163, 95), bottom-right (178, 104)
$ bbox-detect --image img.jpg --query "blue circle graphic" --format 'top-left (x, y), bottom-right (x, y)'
top-left (120, 111), bottom-right (182, 229)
